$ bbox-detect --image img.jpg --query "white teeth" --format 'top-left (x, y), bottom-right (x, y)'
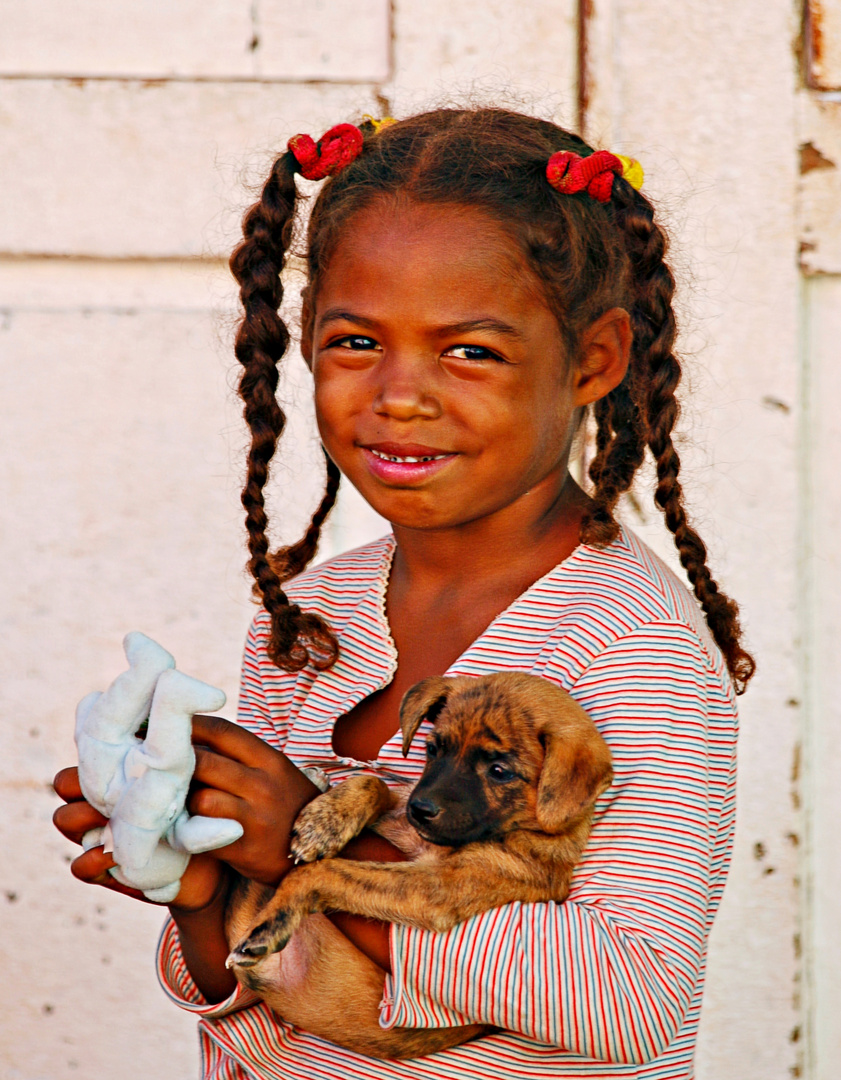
top-left (370, 449), bottom-right (449, 463)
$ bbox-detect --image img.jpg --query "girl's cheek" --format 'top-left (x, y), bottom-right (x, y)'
top-left (313, 383), bottom-right (360, 454)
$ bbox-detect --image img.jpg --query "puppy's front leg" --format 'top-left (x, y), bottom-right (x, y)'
top-left (227, 847), bottom-right (555, 968)
top-left (290, 773), bottom-right (398, 864)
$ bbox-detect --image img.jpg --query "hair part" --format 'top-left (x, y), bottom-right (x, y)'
top-left (230, 107), bottom-right (755, 692)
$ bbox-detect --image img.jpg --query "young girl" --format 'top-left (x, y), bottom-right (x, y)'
top-left (54, 107), bottom-right (754, 1079)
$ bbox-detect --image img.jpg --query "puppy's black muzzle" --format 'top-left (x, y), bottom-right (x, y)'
top-left (406, 797), bottom-right (440, 826)
top-left (407, 756), bottom-right (494, 846)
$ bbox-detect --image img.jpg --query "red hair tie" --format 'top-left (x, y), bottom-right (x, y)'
top-left (287, 123), bottom-right (364, 181)
top-left (546, 149), bottom-right (625, 203)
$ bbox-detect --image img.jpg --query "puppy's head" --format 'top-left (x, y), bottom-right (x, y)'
top-left (400, 672), bottom-right (612, 845)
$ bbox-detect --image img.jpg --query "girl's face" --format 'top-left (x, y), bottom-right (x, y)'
top-left (304, 198), bottom-right (624, 534)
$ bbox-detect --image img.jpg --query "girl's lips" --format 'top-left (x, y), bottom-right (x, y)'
top-left (361, 446), bottom-right (458, 484)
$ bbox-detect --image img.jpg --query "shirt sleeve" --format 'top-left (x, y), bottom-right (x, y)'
top-left (199, 1031), bottom-right (252, 1080)
top-left (380, 622), bottom-right (737, 1065)
top-left (156, 916), bottom-right (261, 1019)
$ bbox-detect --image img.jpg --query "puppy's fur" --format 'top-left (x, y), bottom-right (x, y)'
top-left (225, 672), bottom-right (612, 1059)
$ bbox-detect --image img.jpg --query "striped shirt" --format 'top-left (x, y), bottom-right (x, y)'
top-left (157, 527), bottom-right (738, 1079)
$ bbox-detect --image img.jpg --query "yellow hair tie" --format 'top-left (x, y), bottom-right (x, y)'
top-left (361, 115), bottom-right (397, 134)
top-left (615, 154), bottom-right (644, 191)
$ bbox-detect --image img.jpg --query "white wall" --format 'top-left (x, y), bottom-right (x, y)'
top-left (0, 1), bottom-right (838, 1077)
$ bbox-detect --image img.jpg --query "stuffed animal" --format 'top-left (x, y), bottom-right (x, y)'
top-left (75, 632), bottom-right (244, 902)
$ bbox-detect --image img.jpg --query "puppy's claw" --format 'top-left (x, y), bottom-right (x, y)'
top-left (226, 947), bottom-right (264, 970)
top-left (289, 826), bottom-right (343, 864)
top-left (288, 833), bottom-right (324, 864)
top-left (226, 936), bottom-right (273, 969)
top-left (228, 911), bottom-right (296, 970)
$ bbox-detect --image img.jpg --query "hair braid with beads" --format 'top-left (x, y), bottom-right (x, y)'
top-left (230, 107), bottom-right (755, 691)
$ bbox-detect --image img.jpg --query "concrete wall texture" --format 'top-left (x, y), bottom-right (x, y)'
top-left (0, 1), bottom-right (839, 1077)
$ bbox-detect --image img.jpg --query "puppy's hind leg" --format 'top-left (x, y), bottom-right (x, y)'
top-left (289, 774), bottom-right (397, 864)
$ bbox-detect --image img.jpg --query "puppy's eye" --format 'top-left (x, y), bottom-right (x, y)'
top-left (426, 742), bottom-right (438, 759)
top-left (488, 763), bottom-right (516, 782)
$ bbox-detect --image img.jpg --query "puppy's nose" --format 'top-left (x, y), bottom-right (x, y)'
top-left (408, 797), bottom-right (441, 824)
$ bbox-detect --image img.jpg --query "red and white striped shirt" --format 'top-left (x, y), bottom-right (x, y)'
top-left (157, 527), bottom-right (738, 1079)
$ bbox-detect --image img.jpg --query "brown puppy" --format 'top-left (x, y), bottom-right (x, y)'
top-left (225, 672), bottom-right (612, 1059)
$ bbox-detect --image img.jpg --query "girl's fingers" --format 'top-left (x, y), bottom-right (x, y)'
top-left (71, 843), bottom-right (118, 878)
top-left (186, 783), bottom-right (245, 822)
top-left (192, 745), bottom-right (254, 795)
top-left (53, 766), bottom-right (83, 803)
top-left (53, 799), bottom-right (109, 845)
top-left (70, 846), bottom-right (149, 903)
top-left (192, 714), bottom-right (285, 770)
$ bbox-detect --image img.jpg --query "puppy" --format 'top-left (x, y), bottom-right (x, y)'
top-left (225, 672), bottom-right (612, 1059)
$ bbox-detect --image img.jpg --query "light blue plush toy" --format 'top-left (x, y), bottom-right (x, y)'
top-left (75, 632), bottom-right (244, 902)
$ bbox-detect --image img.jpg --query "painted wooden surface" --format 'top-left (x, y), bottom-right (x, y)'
top-left (807, 0), bottom-right (841, 89)
top-left (0, 81), bottom-right (381, 257)
top-left (802, 275), bottom-right (841, 1080)
top-left (799, 95), bottom-right (841, 274)
top-left (0, 0), bottom-right (390, 81)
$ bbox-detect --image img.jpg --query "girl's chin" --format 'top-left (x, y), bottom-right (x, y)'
top-left (350, 491), bottom-right (462, 532)
top-left (357, 494), bottom-right (498, 535)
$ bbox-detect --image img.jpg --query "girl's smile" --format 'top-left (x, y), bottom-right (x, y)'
top-left (361, 442), bottom-right (458, 483)
top-left (304, 199), bottom-right (601, 538)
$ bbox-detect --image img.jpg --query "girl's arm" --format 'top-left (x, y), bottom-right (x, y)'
top-left (232, 612), bottom-right (404, 971)
top-left (379, 623), bottom-right (736, 1065)
top-left (53, 766), bottom-right (238, 1002)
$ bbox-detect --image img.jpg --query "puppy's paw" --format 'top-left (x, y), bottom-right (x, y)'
top-left (290, 799), bottom-right (359, 863)
top-left (226, 908), bottom-right (299, 970)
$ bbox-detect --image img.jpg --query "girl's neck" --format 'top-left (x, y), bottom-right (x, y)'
top-left (389, 471), bottom-right (591, 598)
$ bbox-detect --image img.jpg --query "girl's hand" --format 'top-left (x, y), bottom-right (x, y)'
top-left (55, 723), bottom-right (320, 1004)
top-left (52, 766), bottom-right (226, 912)
top-left (55, 716), bottom-right (320, 894)
top-left (187, 715), bottom-right (320, 887)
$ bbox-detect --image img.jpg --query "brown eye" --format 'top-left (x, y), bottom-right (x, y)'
top-left (488, 762), bottom-right (516, 782)
top-left (426, 741), bottom-right (438, 758)
top-left (335, 335), bottom-right (379, 350)
top-left (445, 344), bottom-right (506, 363)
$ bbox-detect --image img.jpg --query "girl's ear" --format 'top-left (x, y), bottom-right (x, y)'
top-left (573, 307), bottom-right (632, 407)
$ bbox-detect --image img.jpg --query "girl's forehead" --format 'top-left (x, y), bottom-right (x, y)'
top-left (328, 198), bottom-right (522, 265)
top-left (314, 198), bottom-right (550, 317)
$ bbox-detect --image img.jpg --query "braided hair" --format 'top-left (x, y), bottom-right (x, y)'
top-left (230, 108), bottom-right (755, 692)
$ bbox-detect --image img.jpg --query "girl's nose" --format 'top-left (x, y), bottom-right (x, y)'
top-left (372, 354), bottom-right (442, 421)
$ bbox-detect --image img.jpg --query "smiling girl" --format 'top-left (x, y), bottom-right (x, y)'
top-left (54, 108), bottom-right (754, 1079)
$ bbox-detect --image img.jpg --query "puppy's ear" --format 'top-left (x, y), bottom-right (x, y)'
top-left (399, 677), bottom-right (452, 756)
top-left (534, 695), bottom-right (613, 834)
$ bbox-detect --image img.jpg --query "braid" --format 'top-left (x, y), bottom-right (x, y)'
top-left (587, 398), bottom-right (612, 489)
top-left (582, 369), bottom-right (647, 546)
top-left (270, 453), bottom-right (342, 582)
top-left (230, 153), bottom-right (339, 672)
top-left (606, 182), bottom-right (756, 693)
